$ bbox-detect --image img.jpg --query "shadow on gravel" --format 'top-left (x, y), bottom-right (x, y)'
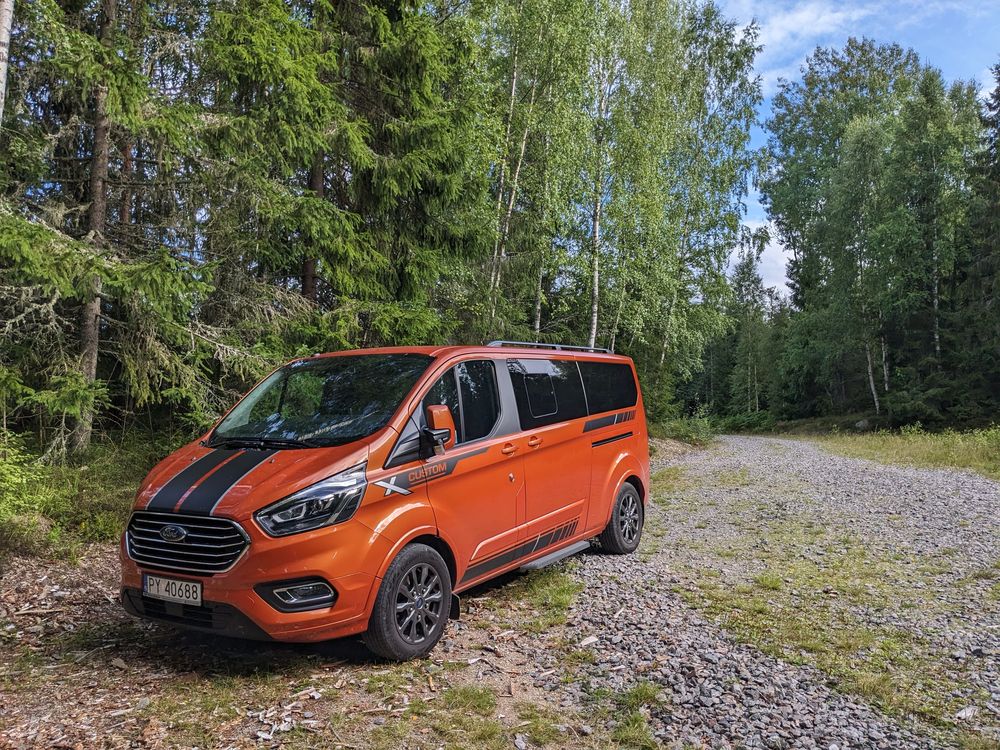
top-left (35, 550), bottom-right (593, 681)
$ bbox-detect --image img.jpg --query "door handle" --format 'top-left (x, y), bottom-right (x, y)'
top-left (500, 443), bottom-right (517, 455)
top-left (527, 436), bottom-right (542, 448)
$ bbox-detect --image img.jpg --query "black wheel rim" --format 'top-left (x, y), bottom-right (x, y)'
top-left (619, 493), bottom-right (640, 544)
top-left (394, 562), bottom-right (443, 644)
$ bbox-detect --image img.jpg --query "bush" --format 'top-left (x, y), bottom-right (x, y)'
top-left (715, 411), bottom-right (776, 433)
top-left (649, 416), bottom-right (716, 446)
top-left (0, 434), bottom-right (64, 552)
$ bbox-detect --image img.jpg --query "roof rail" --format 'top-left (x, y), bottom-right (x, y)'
top-left (486, 340), bottom-right (613, 354)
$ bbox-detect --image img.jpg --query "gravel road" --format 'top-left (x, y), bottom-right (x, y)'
top-left (541, 436), bottom-right (1000, 749)
top-left (2, 435), bottom-right (998, 749)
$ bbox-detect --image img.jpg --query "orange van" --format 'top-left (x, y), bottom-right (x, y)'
top-left (120, 342), bottom-right (649, 659)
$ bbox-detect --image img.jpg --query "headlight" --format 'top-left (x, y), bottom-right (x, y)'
top-left (255, 462), bottom-right (367, 537)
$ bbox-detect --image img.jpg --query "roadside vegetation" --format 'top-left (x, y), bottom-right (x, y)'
top-left (649, 417), bottom-right (716, 447)
top-left (0, 430), bottom-right (180, 557)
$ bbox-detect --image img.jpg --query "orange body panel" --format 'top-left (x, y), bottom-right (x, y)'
top-left (120, 345), bottom-right (649, 642)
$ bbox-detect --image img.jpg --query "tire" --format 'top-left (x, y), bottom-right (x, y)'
top-left (363, 543), bottom-right (452, 661)
top-left (597, 483), bottom-right (643, 554)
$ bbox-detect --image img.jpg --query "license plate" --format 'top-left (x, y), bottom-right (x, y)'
top-left (143, 574), bottom-right (202, 606)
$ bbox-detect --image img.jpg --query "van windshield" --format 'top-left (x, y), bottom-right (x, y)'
top-left (209, 354), bottom-right (432, 448)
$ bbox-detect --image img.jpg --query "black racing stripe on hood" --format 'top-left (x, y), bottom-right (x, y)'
top-left (145, 449), bottom-right (238, 511)
top-left (177, 449), bottom-right (278, 515)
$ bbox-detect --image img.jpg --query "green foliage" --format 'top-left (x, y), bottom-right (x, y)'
top-left (0, 429), bottom-right (185, 556)
top-left (0, 0), bottom-right (765, 460)
top-left (691, 39), bottom-right (999, 429)
top-left (649, 416), bottom-right (716, 446)
top-left (714, 411), bottom-right (775, 434)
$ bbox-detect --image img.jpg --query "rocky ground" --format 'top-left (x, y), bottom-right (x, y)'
top-left (551, 436), bottom-right (1000, 749)
top-left (1, 436), bottom-right (998, 749)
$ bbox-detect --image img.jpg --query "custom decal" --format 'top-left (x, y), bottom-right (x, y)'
top-left (375, 446), bottom-right (488, 497)
top-left (460, 518), bottom-right (580, 585)
top-left (592, 431), bottom-right (633, 448)
top-left (583, 409), bottom-right (636, 433)
top-left (145, 448), bottom-right (277, 515)
top-left (374, 476), bottom-right (412, 497)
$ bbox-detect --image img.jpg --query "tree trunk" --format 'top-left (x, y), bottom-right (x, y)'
top-left (865, 342), bottom-right (881, 415)
top-left (302, 152), bottom-right (323, 302)
top-left (120, 139), bottom-right (133, 224)
top-left (931, 260), bottom-right (941, 363)
top-left (532, 256), bottom-right (544, 336)
top-left (587, 71), bottom-right (609, 350)
top-left (0, 0), bottom-right (13, 124)
top-left (70, 0), bottom-right (117, 457)
top-left (880, 334), bottom-right (889, 393)
top-left (588, 191), bottom-right (602, 349)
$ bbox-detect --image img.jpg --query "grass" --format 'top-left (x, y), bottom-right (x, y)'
top-left (814, 425), bottom-right (1000, 481)
top-left (487, 566), bottom-right (583, 633)
top-left (673, 516), bottom-right (988, 741)
top-left (0, 429), bottom-right (184, 556)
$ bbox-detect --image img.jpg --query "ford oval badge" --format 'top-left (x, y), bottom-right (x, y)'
top-left (160, 524), bottom-right (188, 543)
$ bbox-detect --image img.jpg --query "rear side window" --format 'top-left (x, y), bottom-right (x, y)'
top-left (507, 359), bottom-right (587, 429)
top-left (578, 361), bottom-right (638, 414)
top-left (423, 360), bottom-right (501, 444)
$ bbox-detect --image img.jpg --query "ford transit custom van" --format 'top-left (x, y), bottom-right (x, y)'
top-left (120, 342), bottom-right (649, 660)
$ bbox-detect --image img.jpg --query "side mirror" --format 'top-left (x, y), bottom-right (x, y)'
top-left (423, 405), bottom-right (457, 456)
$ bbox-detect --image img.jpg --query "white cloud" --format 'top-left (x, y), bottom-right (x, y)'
top-left (722, 0), bottom-right (991, 94)
top-left (734, 218), bottom-right (791, 294)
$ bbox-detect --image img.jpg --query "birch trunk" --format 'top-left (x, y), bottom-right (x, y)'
top-left (865, 342), bottom-right (881, 415)
top-left (0, 0), bottom-right (13, 124)
top-left (880, 334), bottom-right (889, 393)
top-left (587, 69), bottom-right (608, 350)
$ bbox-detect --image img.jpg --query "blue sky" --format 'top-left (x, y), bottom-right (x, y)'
top-left (720, 0), bottom-right (1000, 291)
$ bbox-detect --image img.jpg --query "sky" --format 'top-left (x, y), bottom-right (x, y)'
top-left (720, 0), bottom-right (1000, 292)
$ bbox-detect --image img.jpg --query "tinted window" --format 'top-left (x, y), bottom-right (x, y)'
top-left (456, 361), bottom-right (500, 441)
top-left (213, 354), bottom-right (432, 446)
top-left (578, 361), bottom-right (638, 414)
top-left (423, 361), bottom-right (500, 444)
top-left (422, 371), bottom-right (462, 441)
top-left (507, 359), bottom-right (587, 429)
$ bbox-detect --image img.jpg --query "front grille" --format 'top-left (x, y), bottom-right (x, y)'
top-left (126, 511), bottom-right (250, 575)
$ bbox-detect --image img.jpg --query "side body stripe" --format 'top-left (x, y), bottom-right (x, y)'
top-left (459, 518), bottom-right (580, 585)
top-left (583, 409), bottom-right (636, 433)
top-left (592, 431), bottom-right (633, 448)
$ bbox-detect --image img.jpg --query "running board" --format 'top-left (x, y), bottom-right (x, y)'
top-left (519, 540), bottom-right (590, 571)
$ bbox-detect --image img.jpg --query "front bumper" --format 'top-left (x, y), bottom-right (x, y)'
top-left (119, 515), bottom-right (393, 643)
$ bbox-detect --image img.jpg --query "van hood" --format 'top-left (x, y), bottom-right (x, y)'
top-left (134, 440), bottom-right (370, 520)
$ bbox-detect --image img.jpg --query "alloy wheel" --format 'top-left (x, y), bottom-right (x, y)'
top-left (619, 493), bottom-right (640, 544)
top-left (394, 562), bottom-right (443, 644)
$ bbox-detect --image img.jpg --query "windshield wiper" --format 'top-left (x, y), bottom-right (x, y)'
top-left (207, 436), bottom-right (321, 450)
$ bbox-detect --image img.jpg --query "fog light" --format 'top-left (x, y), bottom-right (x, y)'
top-left (256, 578), bottom-right (336, 612)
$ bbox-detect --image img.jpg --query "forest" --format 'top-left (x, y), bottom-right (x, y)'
top-left (0, 0), bottom-right (997, 476)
